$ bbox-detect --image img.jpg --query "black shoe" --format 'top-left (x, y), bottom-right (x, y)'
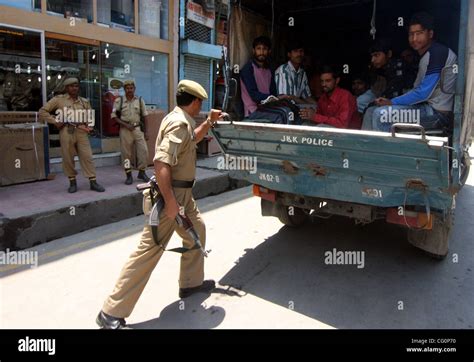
top-left (96, 311), bottom-right (126, 330)
top-left (179, 280), bottom-right (216, 299)
top-left (68, 180), bottom-right (77, 193)
top-left (137, 170), bottom-right (150, 182)
top-left (90, 180), bottom-right (105, 192)
top-left (125, 173), bottom-right (133, 185)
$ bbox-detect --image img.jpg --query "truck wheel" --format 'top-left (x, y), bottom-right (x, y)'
top-left (407, 212), bottom-right (453, 260)
top-left (278, 205), bottom-right (308, 227)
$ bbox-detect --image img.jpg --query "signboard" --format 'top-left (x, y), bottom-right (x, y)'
top-left (187, 0), bottom-right (215, 29)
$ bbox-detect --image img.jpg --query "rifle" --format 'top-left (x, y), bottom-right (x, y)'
top-left (137, 176), bottom-right (210, 257)
top-left (222, 46), bottom-right (231, 112)
top-left (115, 96), bottom-right (146, 134)
top-left (139, 96), bottom-right (146, 135)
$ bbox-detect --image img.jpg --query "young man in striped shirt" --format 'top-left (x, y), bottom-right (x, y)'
top-left (275, 43), bottom-right (315, 104)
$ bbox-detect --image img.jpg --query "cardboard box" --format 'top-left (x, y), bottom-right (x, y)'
top-left (0, 112), bottom-right (39, 124)
top-left (129, 109), bottom-right (167, 167)
top-left (196, 133), bottom-right (222, 156)
top-left (145, 109), bottom-right (167, 165)
top-left (194, 113), bottom-right (222, 156)
top-left (0, 123), bottom-right (49, 186)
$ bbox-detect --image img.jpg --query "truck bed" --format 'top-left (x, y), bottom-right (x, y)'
top-left (213, 121), bottom-right (453, 211)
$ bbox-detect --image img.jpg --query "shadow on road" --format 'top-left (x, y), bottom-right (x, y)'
top-left (128, 290), bottom-right (231, 329)
top-left (219, 185), bottom-right (474, 329)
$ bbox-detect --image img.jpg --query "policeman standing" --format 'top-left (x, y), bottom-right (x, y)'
top-left (111, 80), bottom-right (150, 184)
top-left (39, 78), bottom-right (105, 193)
top-left (96, 80), bottom-right (226, 329)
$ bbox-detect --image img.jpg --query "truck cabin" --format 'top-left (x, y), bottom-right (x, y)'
top-left (226, 0), bottom-right (462, 137)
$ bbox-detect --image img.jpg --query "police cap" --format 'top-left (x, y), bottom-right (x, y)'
top-left (63, 77), bottom-right (79, 86)
top-left (123, 79), bottom-right (136, 87)
top-left (177, 79), bottom-right (208, 100)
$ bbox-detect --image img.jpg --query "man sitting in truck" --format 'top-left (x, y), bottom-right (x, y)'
top-left (363, 12), bottom-right (457, 132)
top-left (361, 38), bottom-right (417, 129)
top-left (369, 38), bottom-right (417, 100)
top-left (352, 72), bottom-right (375, 114)
top-left (275, 42), bottom-right (315, 104)
top-left (240, 36), bottom-right (278, 116)
top-left (299, 65), bottom-right (361, 129)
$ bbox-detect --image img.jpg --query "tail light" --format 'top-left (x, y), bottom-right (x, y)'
top-left (386, 208), bottom-right (433, 230)
top-left (253, 185), bottom-right (276, 202)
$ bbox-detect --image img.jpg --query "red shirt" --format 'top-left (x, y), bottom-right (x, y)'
top-left (312, 87), bottom-right (361, 129)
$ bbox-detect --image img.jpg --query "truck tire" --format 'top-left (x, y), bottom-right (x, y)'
top-left (278, 205), bottom-right (308, 227)
top-left (407, 211), bottom-right (453, 260)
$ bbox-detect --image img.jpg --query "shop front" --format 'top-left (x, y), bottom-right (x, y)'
top-left (0, 0), bottom-right (175, 176)
top-left (0, 0), bottom-right (231, 186)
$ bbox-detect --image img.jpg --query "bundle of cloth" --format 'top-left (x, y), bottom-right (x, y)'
top-left (245, 98), bottom-right (303, 125)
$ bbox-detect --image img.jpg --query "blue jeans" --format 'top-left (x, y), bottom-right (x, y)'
top-left (361, 103), bottom-right (450, 132)
top-left (356, 89), bottom-right (376, 113)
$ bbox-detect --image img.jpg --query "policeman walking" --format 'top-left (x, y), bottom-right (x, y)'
top-left (111, 80), bottom-right (150, 184)
top-left (97, 80), bottom-right (226, 329)
top-left (39, 78), bottom-right (105, 193)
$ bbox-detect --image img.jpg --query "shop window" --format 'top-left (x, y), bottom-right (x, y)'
top-left (0, 0), bottom-right (41, 11)
top-left (0, 26), bottom-right (43, 112)
top-left (46, 0), bottom-right (93, 23)
top-left (101, 43), bottom-right (168, 111)
top-left (97, 0), bottom-right (135, 33)
top-left (139, 0), bottom-right (169, 40)
top-left (100, 43), bottom-right (168, 137)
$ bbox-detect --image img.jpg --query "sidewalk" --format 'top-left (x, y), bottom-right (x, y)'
top-left (0, 156), bottom-right (248, 251)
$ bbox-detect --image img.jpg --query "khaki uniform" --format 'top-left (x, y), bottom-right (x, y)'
top-left (102, 106), bottom-right (206, 318)
top-left (39, 94), bottom-right (96, 179)
top-left (111, 96), bottom-right (149, 171)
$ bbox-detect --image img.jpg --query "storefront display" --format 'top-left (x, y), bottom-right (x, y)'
top-left (101, 43), bottom-right (169, 132)
top-left (0, 26), bottom-right (43, 112)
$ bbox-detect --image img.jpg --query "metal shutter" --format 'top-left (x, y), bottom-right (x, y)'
top-left (183, 55), bottom-right (211, 111)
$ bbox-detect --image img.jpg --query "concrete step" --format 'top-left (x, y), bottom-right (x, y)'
top-left (49, 152), bottom-right (122, 174)
top-left (0, 162), bottom-right (250, 251)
